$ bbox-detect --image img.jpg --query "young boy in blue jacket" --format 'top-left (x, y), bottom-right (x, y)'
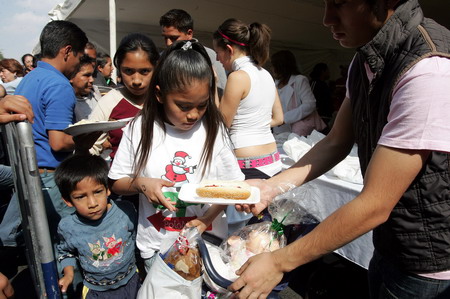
top-left (55, 154), bottom-right (139, 298)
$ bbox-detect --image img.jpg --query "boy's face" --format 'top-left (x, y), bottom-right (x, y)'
top-left (161, 26), bottom-right (193, 47)
top-left (64, 177), bottom-right (111, 221)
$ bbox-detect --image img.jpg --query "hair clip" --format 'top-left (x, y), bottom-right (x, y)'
top-left (181, 41), bottom-right (192, 51)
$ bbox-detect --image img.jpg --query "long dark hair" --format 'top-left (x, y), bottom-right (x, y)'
top-left (271, 50), bottom-right (301, 86)
top-left (113, 33), bottom-right (160, 74)
top-left (213, 18), bottom-right (271, 67)
top-left (133, 40), bottom-right (224, 179)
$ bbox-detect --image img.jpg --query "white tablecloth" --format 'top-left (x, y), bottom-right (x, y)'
top-left (308, 174), bottom-right (373, 269)
top-left (280, 153), bottom-right (373, 269)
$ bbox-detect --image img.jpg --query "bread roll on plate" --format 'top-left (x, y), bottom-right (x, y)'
top-left (196, 180), bottom-right (251, 200)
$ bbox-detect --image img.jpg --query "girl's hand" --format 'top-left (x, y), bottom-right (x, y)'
top-left (185, 204), bottom-right (226, 233)
top-left (185, 216), bottom-right (211, 233)
top-left (134, 177), bottom-right (177, 212)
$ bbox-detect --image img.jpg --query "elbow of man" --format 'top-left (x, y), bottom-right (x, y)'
top-left (374, 208), bottom-right (391, 225)
top-left (356, 191), bottom-right (396, 229)
top-left (48, 130), bottom-right (75, 152)
top-left (49, 138), bottom-right (72, 152)
top-left (50, 144), bottom-right (66, 152)
top-left (365, 200), bottom-right (394, 228)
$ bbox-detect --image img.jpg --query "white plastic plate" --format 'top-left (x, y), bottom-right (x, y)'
top-left (64, 117), bottom-right (133, 136)
top-left (178, 183), bottom-right (260, 205)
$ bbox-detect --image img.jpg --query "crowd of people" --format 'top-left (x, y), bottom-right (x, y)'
top-left (0, 0), bottom-right (450, 298)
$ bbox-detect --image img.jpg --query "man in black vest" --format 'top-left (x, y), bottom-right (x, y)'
top-left (230, 1), bottom-right (450, 298)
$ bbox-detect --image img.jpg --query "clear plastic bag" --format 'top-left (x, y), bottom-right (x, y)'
top-left (138, 227), bottom-right (203, 299)
top-left (161, 226), bottom-right (203, 281)
top-left (219, 183), bottom-right (319, 274)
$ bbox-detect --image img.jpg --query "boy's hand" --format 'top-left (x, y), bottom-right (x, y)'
top-left (58, 274), bottom-right (73, 293)
top-left (134, 177), bottom-right (177, 212)
top-left (0, 272), bottom-right (14, 299)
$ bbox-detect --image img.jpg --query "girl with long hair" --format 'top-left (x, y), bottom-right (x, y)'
top-left (109, 40), bottom-right (244, 272)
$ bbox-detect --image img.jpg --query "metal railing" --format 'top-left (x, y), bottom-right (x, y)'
top-left (2, 121), bottom-right (60, 299)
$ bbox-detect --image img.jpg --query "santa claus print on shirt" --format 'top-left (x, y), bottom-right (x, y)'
top-left (162, 151), bottom-right (197, 187)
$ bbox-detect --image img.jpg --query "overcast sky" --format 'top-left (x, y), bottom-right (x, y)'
top-left (0, 0), bottom-right (62, 62)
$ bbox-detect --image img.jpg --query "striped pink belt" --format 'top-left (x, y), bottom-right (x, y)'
top-left (238, 151), bottom-right (280, 169)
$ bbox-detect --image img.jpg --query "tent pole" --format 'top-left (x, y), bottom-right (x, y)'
top-left (109, 0), bottom-right (117, 82)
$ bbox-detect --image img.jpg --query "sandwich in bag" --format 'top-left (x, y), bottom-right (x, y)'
top-left (137, 227), bottom-right (203, 298)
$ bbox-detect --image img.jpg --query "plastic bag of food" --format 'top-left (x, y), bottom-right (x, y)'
top-left (162, 226), bottom-right (203, 280)
top-left (220, 183), bottom-right (319, 278)
top-left (137, 227), bottom-right (203, 299)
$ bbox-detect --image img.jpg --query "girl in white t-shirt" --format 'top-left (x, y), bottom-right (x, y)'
top-left (108, 40), bottom-right (245, 271)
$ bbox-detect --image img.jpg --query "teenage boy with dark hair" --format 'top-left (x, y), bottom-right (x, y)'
top-left (55, 154), bottom-right (139, 297)
top-left (159, 8), bottom-right (227, 95)
top-left (230, 0), bottom-right (450, 298)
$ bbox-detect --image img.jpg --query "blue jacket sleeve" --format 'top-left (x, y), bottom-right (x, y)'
top-left (56, 223), bottom-right (78, 270)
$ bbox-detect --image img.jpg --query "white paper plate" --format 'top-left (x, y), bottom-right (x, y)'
top-left (178, 183), bottom-right (260, 205)
top-left (64, 117), bottom-right (133, 136)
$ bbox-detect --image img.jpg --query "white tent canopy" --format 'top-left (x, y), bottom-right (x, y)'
top-left (47, 0), bottom-right (449, 79)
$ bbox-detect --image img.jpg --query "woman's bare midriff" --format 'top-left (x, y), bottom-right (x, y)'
top-left (234, 142), bottom-right (277, 158)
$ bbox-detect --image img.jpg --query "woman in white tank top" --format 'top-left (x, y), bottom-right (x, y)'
top-left (212, 18), bottom-right (283, 180)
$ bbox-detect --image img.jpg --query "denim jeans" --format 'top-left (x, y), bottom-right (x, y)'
top-left (143, 251), bottom-right (159, 273)
top-left (0, 164), bottom-right (13, 190)
top-left (0, 193), bottom-right (22, 246)
top-left (368, 251), bottom-right (450, 298)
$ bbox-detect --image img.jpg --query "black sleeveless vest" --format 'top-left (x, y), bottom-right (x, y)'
top-left (349, 0), bottom-right (450, 272)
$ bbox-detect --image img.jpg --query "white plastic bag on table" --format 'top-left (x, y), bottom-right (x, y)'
top-left (137, 227), bottom-right (203, 299)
